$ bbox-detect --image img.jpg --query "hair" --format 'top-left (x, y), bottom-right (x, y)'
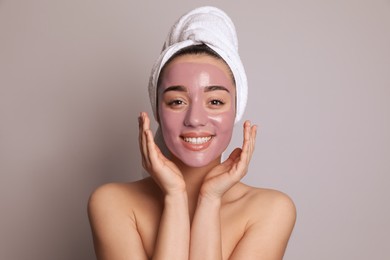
top-left (157, 44), bottom-right (236, 88)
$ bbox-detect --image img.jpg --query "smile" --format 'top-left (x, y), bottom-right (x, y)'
top-left (182, 136), bottom-right (212, 144)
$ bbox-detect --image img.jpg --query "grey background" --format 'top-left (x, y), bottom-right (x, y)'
top-left (1, 0), bottom-right (389, 259)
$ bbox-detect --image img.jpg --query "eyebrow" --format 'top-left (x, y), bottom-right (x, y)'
top-left (163, 85), bottom-right (230, 94)
top-left (163, 85), bottom-right (187, 93)
top-left (204, 85), bottom-right (230, 93)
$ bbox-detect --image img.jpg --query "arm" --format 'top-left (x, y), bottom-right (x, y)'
top-left (140, 112), bottom-right (190, 260)
top-left (190, 120), bottom-right (295, 259)
top-left (88, 113), bottom-right (190, 260)
top-left (229, 192), bottom-right (296, 260)
top-left (153, 192), bottom-right (189, 260)
top-left (190, 121), bottom-right (257, 260)
top-left (191, 191), bottom-right (296, 260)
top-left (88, 183), bottom-right (149, 260)
top-left (88, 183), bottom-right (190, 260)
top-left (190, 195), bottom-right (223, 259)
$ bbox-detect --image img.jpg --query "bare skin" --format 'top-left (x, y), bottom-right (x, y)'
top-left (88, 55), bottom-right (296, 260)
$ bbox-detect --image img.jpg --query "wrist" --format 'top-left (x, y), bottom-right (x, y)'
top-left (197, 193), bottom-right (222, 207)
top-left (164, 191), bottom-right (188, 205)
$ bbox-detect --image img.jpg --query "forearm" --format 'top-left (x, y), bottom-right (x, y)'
top-left (152, 192), bottom-right (190, 260)
top-left (190, 195), bottom-right (222, 260)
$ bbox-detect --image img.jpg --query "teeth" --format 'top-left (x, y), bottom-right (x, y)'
top-left (183, 136), bottom-right (212, 144)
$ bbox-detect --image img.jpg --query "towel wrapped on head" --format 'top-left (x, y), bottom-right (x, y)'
top-left (149, 6), bottom-right (248, 123)
top-left (148, 6), bottom-right (248, 157)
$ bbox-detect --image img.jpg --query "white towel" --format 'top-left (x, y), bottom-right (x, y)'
top-left (148, 6), bottom-right (248, 124)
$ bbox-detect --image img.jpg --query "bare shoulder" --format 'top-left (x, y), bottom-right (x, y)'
top-left (87, 177), bottom-right (162, 234)
top-left (247, 185), bottom-right (295, 214)
top-left (226, 184), bottom-right (296, 259)
top-left (241, 184), bottom-right (296, 226)
top-left (88, 177), bottom-right (159, 217)
top-left (87, 178), bottom-right (159, 259)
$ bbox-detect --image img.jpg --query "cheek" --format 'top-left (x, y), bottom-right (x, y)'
top-left (158, 106), bottom-right (184, 136)
top-left (209, 109), bottom-right (235, 148)
top-left (212, 115), bottom-right (235, 137)
top-left (209, 109), bottom-right (235, 126)
top-left (210, 102), bottom-right (236, 130)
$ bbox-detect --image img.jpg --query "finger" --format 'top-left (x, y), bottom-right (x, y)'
top-left (138, 113), bottom-right (148, 167)
top-left (145, 128), bottom-right (161, 171)
top-left (138, 114), bottom-right (142, 150)
top-left (244, 124), bottom-right (257, 170)
top-left (142, 130), bottom-right (152, 167)
top-left (142, 112), bottom-right (151, 132)
top-left (141, 112), bottom-right (150, 156)
top-left (231, 121), bottom-right (252, 178)
top-left (246, 124), bottom-right (255, 160)
top-left (218, 148), bottom-right (241, 171)
top-left (240, 120), bottom-right (251, 164)
top-left (248, 124), bottom-right (257, 159)
top-left (228, 148), bottom-right (242, 162)
top-left (138, 113), bottom-right (144, 149)
top-left (141, 113), bottom-right (153, 169)
top-left (245, 122), bottom-right (257, 162)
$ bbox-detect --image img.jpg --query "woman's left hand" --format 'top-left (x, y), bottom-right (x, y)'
top-left (200, 120), bottom-right (257, 200)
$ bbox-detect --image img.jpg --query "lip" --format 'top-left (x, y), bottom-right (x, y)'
top-left (180, 132), bottom-right (214, 151)
top-left (180, 131), bottom-right (214, 138)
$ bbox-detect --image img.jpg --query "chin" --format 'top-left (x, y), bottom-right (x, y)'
top-left (171, 149), bottom-right (222, 168)
top-left (182, 158), bottom-right (215, 168)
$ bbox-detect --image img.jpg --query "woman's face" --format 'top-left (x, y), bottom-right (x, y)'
top-left (158, 54), bottom-right (236, 168)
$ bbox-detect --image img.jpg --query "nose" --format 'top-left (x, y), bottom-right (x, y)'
top-left (184, 103), bottom-right (208, 127)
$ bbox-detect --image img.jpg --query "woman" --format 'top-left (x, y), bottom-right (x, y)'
top-left (88, 6), bottom-right (296, 260)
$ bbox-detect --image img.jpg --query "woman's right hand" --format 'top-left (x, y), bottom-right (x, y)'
top-left (138, 112), bottom-right (186, 195)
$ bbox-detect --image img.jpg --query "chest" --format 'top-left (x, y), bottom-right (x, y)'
top-left (135, 199), bottom-right (248, 259)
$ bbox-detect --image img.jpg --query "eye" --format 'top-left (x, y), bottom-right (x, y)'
top-left (167, 99), bottom-right (186, 107)
top-left (210, 99), bottom-right (225, 106)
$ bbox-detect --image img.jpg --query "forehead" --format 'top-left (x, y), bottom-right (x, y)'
top-left (159, 54), bottom-right (235, 90)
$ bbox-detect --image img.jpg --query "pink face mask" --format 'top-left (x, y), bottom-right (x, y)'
top-left (158, 55), bottom-right (236, 168)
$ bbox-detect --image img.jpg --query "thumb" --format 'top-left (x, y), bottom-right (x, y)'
top-left (218, 148), bottom-right (242, 169)
top-left (228, 148), bottom-right (242, 162)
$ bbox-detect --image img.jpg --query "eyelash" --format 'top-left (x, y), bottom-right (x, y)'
top-left (165, 98), bottom-right (225, 107)
top-left (167, 99), bottom-right (186, 106)
top-left (209, 99), bottom-right (225, 106)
